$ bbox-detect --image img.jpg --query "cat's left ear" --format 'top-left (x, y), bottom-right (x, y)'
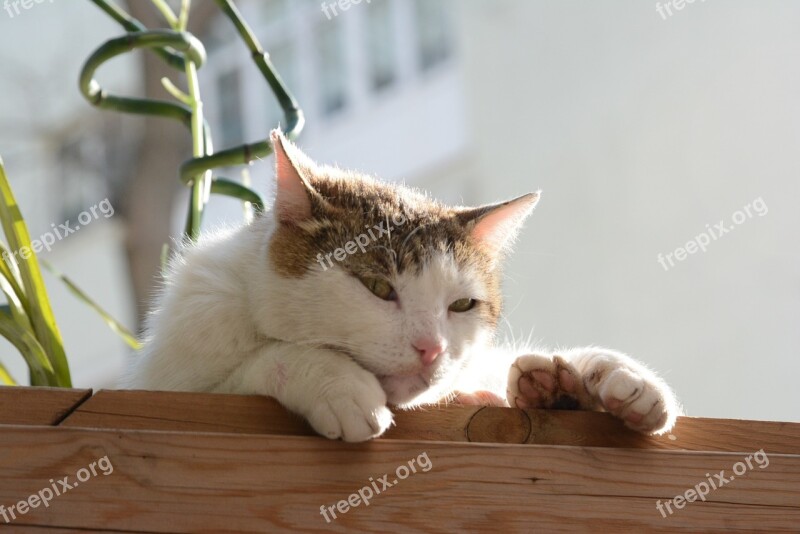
top-left (457, 191), bottom-right (540, 259)
top-left (270, 129), bottom-right (322, 225)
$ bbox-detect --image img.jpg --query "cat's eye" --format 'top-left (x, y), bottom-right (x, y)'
top-left (449, 298), bottom-right (477, 313)
top-left (359, 276), bottom-right (397, 301)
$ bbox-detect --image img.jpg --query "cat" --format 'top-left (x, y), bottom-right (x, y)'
top-left (122, 129), bottom-right (680, 442)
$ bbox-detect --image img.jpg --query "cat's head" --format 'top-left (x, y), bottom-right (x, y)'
top-left (262, 130), bottom-right (538, 407)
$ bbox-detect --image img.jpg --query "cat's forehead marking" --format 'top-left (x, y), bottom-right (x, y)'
top-left (271, 167), bottom-right (462, 274)
top-left (268, 166), bottom-right (503, 324)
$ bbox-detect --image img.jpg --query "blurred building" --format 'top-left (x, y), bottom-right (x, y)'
top-left (0, 1), bottom-right (797, 423)
top-left (198, 0), bottom-right (468, 221)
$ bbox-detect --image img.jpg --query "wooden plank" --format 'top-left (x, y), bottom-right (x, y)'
top-left (12, 528), bottom-right (115, 533)
top-left (60, 389), bottom-right (315, 435)
top-left (60, 389), bottom-right (800, 454)
top-left (0, 426), bottom-right (796, 532)
top-left (0, 387), bottom-right (91, 426)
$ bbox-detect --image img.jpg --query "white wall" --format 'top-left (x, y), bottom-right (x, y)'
top-left (457, 0), bottom-right (800, 422)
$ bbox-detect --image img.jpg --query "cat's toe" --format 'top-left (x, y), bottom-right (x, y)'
top-left (307, 399), bottom-right (392, 442)
top-left (596, 367), bottom-right (676, 435)
top-left (508, 354), bottom-right (593, 410)
top-left (306, 373), bottom-right (393, 442)
top-left (339, 403), bottom-right (393, 442)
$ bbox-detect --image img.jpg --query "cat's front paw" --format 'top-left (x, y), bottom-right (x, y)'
top-left (581, 352), bottom-right (678, 435)
top-left (507, 354), bottom-right (595, 411)
top-left (305, 370), bottom-right (393, 442)
top-left (507, 349), bottom-right (679, 435)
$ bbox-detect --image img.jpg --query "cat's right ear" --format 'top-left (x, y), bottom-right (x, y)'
top-left (457, 191), bottom-right (540, 260)
top-left (270, 129), bottom-right (317, 225)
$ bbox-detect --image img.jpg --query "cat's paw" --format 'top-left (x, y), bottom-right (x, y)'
top-left (581, 353), bottom-right (677, 435)
top-left (305, 370), bottom-right (393, 442)
top-left (507, 350), bottom-right (679, 435)
top-left (507, 354), bottom-right (595, 411)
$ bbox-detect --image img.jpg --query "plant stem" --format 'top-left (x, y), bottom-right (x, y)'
top-left (183, 51), bottom-right (210, 238)
top-left (150, 0), bottom-right (179, 28)
top-left (90, 0), bottom-right (186, 70)
top-left (178, 0), bottom-right (191, 30)
top-left (85, 0), bottom-right (302, 236)
top-left (161, 77), bottom-right (192, 105)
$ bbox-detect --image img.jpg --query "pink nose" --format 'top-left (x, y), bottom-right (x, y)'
top-left (413, 338), bottom-right (446, 366)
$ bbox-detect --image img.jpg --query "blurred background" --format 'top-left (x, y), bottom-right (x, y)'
top-left (0, 0), bottom-right (797, 422)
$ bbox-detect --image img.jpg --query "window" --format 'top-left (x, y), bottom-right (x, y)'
top-left (413, 0), bottom-right (452, 71)
top-left (365, 0), bottom-right (396, 91)
top-left (315, 18), bottom-right (348, 116)
top-left (216, 69), bottom-right (245, 147)
top-left (205, 0), bottom-right (458, 135)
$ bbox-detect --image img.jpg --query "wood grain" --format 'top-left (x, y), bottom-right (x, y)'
top-left (60, 389), bottom-right (800, 454)
top-left (0, 425), bottom-right (797, 533)
top-left (60, 389), bottom-right (316, 436)
top-left (0, 387), bottom-right (91, 426)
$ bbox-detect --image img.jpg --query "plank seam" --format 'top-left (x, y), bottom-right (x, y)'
top-left (51, 389), bottom-right (94, 427)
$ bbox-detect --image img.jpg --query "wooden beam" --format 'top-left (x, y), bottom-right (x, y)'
top-left (59, 389), bottom-right (800, 454)
top-left (0, 387), bottom-right (91, 426)
top-left (0, 425), bottom-right (796, 532)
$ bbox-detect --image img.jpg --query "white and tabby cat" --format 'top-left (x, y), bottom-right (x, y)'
top-left (122, 130), bottom-right (680, 441)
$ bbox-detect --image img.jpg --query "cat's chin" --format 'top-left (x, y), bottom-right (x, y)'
top-left (377, 373), bottom-right (436, 407)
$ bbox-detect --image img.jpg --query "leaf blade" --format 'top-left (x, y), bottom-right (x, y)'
top-left (42, 260), bottom-right (141, 351)
top-left (0, 360), bottom-right (18, 386)
top-left (0, 308), bottom-right (55, 386)
top-left (0, 157), bottom-right (70, 387)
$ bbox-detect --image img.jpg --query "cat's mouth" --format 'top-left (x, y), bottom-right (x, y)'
top-left (325, 344), bottom-right (432, 383)
top-left (376, 372), bottom-right (435, 406)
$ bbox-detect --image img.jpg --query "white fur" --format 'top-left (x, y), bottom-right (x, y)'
top-left (123, 214), bottom-right (496, 441)
top-left (123, 214), bottom-right (680, 441)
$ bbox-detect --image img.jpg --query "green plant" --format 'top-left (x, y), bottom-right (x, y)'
top-left (0, 157), bottom-right (142, 386)
top-left (82, 0), bottom-right (304, 239)
top-left (0, 0), bottom-right (302, 386)
top-left (0, 157), bottom-right (71, 386)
